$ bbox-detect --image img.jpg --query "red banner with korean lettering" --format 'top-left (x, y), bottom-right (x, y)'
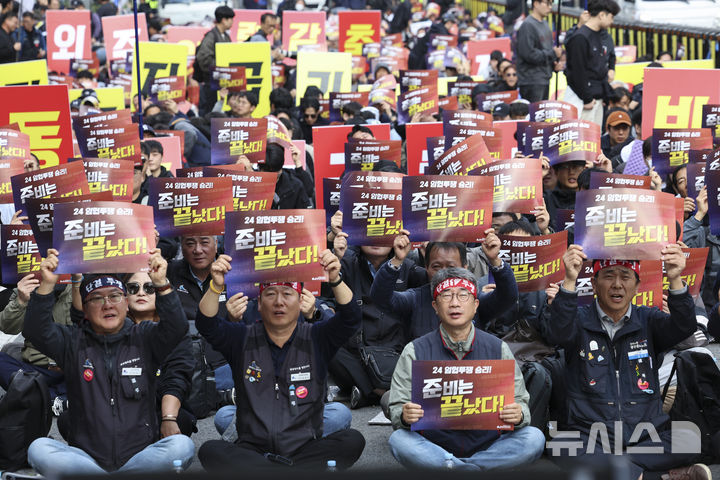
top-left (411, 360), bottom-right (515, 431)
top-left (230, 9), bottom-right (271, 42)
top-left (574, 189), bottom-right (677, 260)
top-left (632, 260), bottom-right (663, 309)
top-left (641, 68), bottom-right (720, 139)
top-left (651, 128), bottom-right (713, 175)
top-left (398, 85), bottom-right (439, 124)
top-left (25, 192), bottom-right (113, 254)
top-left (147, 75), bottom-right (186, 104)
top-left (498, 231), bottom-right (567, 292)
top-left (203, 167), bottom-right (275, 212)
top-left (282, 11), bottom-right (326, 53)
top-left (11, 162), bottom-right (90, 214)
top-left (209, 66), bottom-right (247, 92)
top-left (102, 14), bottom-right (147, 62)
top-left (266, 115), bottom-right (293, 149)
top-left (474, 90), bottom-right (519, 113)
top-left (429, 134), bottom-right (492, 176)
top-left (662, 247), bottom-right (708, 298)
top-left (328, 92), bottom-right (369, 123)
top-left (73, 112), bottom-right (141, 164)
top-left (589, 172), bottom-right (652, 190)
top-left (322, 177), bottom-right (341, 226)
top-left (79, 158), bottom-right (134, 201)
top-left (447, 81), bottom-right (480, 108)
top-left (1, 225), bottom-right (44, 283)
top-left (224, 209), bottom-right (328, 296)
top-left (466, 38), bottom-right (512, 77)
top-left (544, 120), bottom-right (601, 166)
top-left (47, 10), bottom-right (92, 74)
top-left (528, 101), bottom-right (578, 123)
top-left (406, 122), bottom-right (443, 176)
top-left (401, 175), bottom-right (492, 242)
top-left (0, 158), bottom-right (24, 204)
top-left (52, 202), bottom-right (155, 274)
top-left (344, 139), bottom-right (402, 171)
top-left (148, 177), bottom-right (234, 237)
top-left (211, 117), bottom-right (268, 165)
top-left (399, 70), bottom-right (439, 94)
top-left (471, 157), bottom-right (543, 213)
top-left (0, 85), bottom-right (74, 168)
top-left (0, 128), bottom-right (30, 160)
top-left (312, 124), bottom-right (390, 202)
top-left (338, 10), bottom-right (381, 55)
top-left (701, 105), bottom-right (720, 145)
top-left (340, 172), bottom-right (403, 246)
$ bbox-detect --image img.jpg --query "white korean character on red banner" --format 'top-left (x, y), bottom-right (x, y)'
top-left (102, 14), bottom-right (148, 62)
top-left (46, 10), bottom-right (91, 73)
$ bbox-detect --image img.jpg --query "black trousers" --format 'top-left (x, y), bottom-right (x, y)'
top-left (199, 429), bottom-right (365, 472)
top-left (520, 84), bottom-right (550, 103)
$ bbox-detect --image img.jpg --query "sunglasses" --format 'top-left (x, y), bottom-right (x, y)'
top-left (505, 72), bottom-right (517, 77)
top-left (126, 282), bottom-right (155, 295)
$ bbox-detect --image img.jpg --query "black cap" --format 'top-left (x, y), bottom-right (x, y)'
top-left (80, 88), bottom-right (97, 99)
top-left (70, 0), bottom-right (84, 7)
top-left (492, 103), bottom-right (510, 118)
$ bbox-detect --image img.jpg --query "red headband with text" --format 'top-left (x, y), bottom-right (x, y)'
top-left (433, 277), bottom-right (477, 299)
top-left (592, 259), bottom-right (641, 277)
top-left (259, 282), bottom-right (303, 295)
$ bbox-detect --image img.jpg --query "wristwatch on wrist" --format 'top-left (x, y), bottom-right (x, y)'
top-left (328, 273), bottom-right (343, 288)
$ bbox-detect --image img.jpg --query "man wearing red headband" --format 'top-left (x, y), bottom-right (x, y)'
top-left (387, 267), bottom-right (546, 470)
top-left (546, 243), bottom-right (707, 479)
top-left (195, 249), bottom-right (365, 471)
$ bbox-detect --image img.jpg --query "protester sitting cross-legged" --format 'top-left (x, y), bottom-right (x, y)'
top-left (387, 267), bottom-right (546, 470)
top-left (210, 286), bottom-right (353, 442)
top-left (544, 244), bottom-right (711, 479)
top-left (24, 249), bottom-right (194, 476)
top-left (196, 250), bottom-right (365, 471)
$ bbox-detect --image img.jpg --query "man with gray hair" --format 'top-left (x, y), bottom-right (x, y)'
top-left (387, 266), bottom-right (546, 470)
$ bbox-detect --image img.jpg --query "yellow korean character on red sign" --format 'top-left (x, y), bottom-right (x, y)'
top-left (282, 11), bottom-right (326, 54)
top-left (338, 11), bottom-right (380, 56)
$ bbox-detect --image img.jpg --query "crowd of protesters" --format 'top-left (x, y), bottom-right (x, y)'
top-left (0, 0), bottom-right (719, 477)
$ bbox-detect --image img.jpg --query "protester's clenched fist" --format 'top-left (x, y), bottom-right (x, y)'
top-left (333, 232), bottom-right (348, 259)
top-left (563, 245), bottom-right (586, 286)
top-left (300, 288), bottom-right (317, 320)
top-left (499, 403), bottom-right (523, 425)
top-left (210, 254), bottom-right (232, 288)
top-left (319, 249), bottom-right (341, 284)
top-left (226, 292), bottom-right (248, 322)
top-left (147, 249), bottom-right (168, 286)
top-left (481, 228), bottom-right (502, 267)
top-left (661, 243), bottom-right (686, 286)
top-left (40, 249), bottom-right (60, 286)
top-left (391, 229), bottom-right (411, 267)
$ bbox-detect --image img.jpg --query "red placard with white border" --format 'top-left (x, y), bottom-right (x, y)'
top-left (46, 10), bottom-right (92, 74)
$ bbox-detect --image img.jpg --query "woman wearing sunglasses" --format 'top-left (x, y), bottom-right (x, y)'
top-left (122, 271), bottom-right (196, 439)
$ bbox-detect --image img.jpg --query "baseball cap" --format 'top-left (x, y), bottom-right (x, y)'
top-left (492, 103), bottom-right (510, 118)
top-left (606, 110), bottom-right (631, 128)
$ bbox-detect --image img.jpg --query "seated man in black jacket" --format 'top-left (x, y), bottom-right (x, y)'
top-left (546, 244), bottom-right (708, 479)
top-left (24, 249), bottom-right (194, 475)
top-left (197, 250), bottom-right (365, 470)
top-left (259, 143), bottom-right (313, 209)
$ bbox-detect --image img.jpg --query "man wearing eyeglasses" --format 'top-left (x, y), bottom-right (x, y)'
top-left (22, 249), bottom-right (194, 475)
top-left (387, 267), bottom-right (546, 470)
top-left (516, 0), bottom-right (564, 103)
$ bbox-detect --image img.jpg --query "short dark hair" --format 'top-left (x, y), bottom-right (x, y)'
top-left (631, 108), bottom-right (642, 128)
top-left (214, 5), bottom-right (234, 22)
top-left (142, 139), bottom-right (163, 155)
top-left (647, 61), bottom-right (664, 68)
top-left (490, 50), bottom-right (504, 62)
top-left (509, 102), bottom-right (528, 118)
top-left (498, 221), bottom-right (534, 236)
top-left (260, 12), bottom-right (277, 23)
top-left (587, 0), bottom-right (620, 16)
top-left (76, 69), bottom-right (94, 80)
top-left (642, 136), bottom-right (651, 159)
top-left (341, 101), bottom-right (363, 117)
top-left (656, 50), bottom-right (672, 60)
top-left (300, 97), bottom-right (320, 112)
top-left (303, 85), bottom-right (324, 99)
top-left (426, 242), bottom-right (467, 267)
top-left (21, 11), bottom-right (33, 18)
top-left (228, 90), bottom-right (258, 107)
top-left (609, 86), bottom-right (630, 105)
top-left (269, 88), bottom-right (293, 110)
top-left (260, 143), bottom-right (285, 172)
top-left (347, 125), bottom-right (373, 140)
